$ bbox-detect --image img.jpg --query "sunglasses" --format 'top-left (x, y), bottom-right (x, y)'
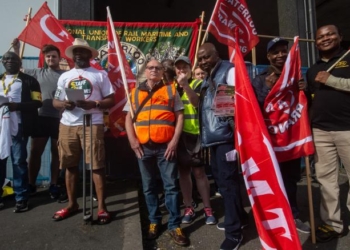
top-left (146, 66), bottom-right (164, 71)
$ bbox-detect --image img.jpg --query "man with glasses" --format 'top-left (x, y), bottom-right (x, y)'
top-left (124, 59), bottom-right (189, 246)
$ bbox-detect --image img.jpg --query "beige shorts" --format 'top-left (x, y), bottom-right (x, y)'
top-left (58, 124), bottom-right (105, 170)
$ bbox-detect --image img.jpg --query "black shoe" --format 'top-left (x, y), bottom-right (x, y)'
top-left (146, 223), bottom-right (159, 240)
top-left (49, 184), bottom-right (61, 200)
top-left (29, 184), bottom-right (37, 196)
top-left (220, 236), bottom-right (243, 250)
top-left (168, 227), bottom-right (189, 246)
top-left (13, 200), bottom-right (29, 213)
top-left (0, 200), bottom-right (4, 210)
top-left (57, 192), bottom-right (68, 203)
top-left (316, 224), bottom-right (343, 242)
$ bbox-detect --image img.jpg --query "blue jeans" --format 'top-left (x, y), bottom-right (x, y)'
top-left (11, 125), bottom-right (29, 202)
top-left (137, 142), bottom-right (180, 230)
top-left (210, 143), bottom-right (244, 240)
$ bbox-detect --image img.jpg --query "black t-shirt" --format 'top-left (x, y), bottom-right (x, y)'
top-left (307, 50), bottom-right (350, 131)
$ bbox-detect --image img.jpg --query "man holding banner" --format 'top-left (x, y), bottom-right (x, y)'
top-left (252, 37), bottom-right (310, 234)
top-left (197, 43), bottom-right (247, 250)
top-left (307, 24), bottom-right (350, 243)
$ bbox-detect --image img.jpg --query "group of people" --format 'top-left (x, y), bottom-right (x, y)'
top-left (0, 23), bottom-right (349, 249)
top-left (0, 38), bottom-right (115, 225)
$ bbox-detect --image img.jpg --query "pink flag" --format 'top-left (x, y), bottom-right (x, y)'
top-left (234, 37), bottom-right (302, 249)
top-left (208, 0), bottom-right (259, 55)
top-left (107, 16), bottom-right (136, 137)
top-left (263, 37), bottom-right (314, 162)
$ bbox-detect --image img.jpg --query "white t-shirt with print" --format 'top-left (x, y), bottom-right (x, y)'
top-left (55, 67), bottom-right (114, 126)
top-left (0, 74), bottom-right (22, 123)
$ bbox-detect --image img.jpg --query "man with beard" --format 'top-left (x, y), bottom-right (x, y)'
top-left (52, 38), bottom-right (115, 224)
top-left (197, 43), bottom-right (247, 250)
top-left (307, 24), bottom-right (350, 242)
top-left (0, 51), bottom-right (42, 212)
top-left (252, 37), bottom-right (310, 234)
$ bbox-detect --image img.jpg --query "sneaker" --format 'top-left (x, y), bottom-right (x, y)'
top-left (168, 227), bottom-right (189, 246)
top-left (295, 219), bottom-right (310, 234)
top-left (49, 184), bottom-right (61, 200)
top-left (217, 220), bottom-right (248, 231)
top-left (217, 222), bottom-right (225, 230)
top-left (13, 200), bottom-right (29, 213)
top-left (220, 236), bottom-right (243, 250)
top-left (316, 224), bottom-right (343, 243)
top-left (146, 223), bottom-right (159, 240)
top-left (181, 207), bottom-right (195, 224)
top-left (29, 184), bottom-right (37, 196)
top-left (204, 207), bottom-right (217, 225)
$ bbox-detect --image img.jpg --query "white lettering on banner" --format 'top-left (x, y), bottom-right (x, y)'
top-left (108, 62), bottom-right (123, 89)
top-left (240, 133), bottom-right (291, 241)
top-left (40, 14), bottom-right (64, 43)
top-left (108, 41), bottom-right (115, 49)
top-left (225, 0), bottom-right (257, 35)
top-left (262, 208), bottom-right (292, 240)
top-left (267, 103), bottom-right (304, 134)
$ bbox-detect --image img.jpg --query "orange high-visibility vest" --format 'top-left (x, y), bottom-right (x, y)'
top-left (131, 83), bottom-right (176, 144)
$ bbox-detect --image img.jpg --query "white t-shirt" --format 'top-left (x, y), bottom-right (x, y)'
top-left (0, 74), bottom-right (22, 123)
top-left (226, 67), bottom-right (235, 86)
top-left (55, 67), bottom-right (114, 126)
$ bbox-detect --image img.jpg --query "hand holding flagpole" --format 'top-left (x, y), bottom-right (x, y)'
top-left (19, 7), bottom-right (32, 59)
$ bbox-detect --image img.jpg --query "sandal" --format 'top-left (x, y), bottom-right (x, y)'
top-left (52, 206), bottom-right (79, 221)
top-left (97, 210), bottom-right (111, 225)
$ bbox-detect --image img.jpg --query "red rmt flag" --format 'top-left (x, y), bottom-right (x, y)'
top-left (234, 38), bottom-right (302, 249)
top-left (107, 16), bottom-right (136, 137)
top-left (208, 0), bottom-right (259, 55)
top-left (263, 37), bottom-right (315, 162)
top-left (17, 2), bottom-right (74, 66)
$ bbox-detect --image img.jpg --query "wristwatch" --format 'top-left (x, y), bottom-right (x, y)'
top-left (95, 101), bottom-right (101, 109)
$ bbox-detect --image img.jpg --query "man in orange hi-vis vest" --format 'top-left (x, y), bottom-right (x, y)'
top-left (124, 59), bottom-right (189, 246)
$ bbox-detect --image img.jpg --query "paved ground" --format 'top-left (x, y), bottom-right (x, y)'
top-left (1, 171), bottom-right (349, 250)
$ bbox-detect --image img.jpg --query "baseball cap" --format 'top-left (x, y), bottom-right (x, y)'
top-left (267, 37), bottom-right (289, 52)
top-left (174, 56), bottom-right (191, 65)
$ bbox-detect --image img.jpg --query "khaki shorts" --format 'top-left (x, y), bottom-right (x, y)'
top-left (58, 124), bottom-right (105, 170)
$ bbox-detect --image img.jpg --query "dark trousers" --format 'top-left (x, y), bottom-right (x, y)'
top-left (279, 158), bottom-right (301, 219)
top-left (210, 143), bottom-right (244, 239)
top-left (0, 158), bottom-right (7, 200)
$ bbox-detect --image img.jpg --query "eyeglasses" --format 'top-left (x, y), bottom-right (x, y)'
top-left (146, 66), bottom-right (164, 71)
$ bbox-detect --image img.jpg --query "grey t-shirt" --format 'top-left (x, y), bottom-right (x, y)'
top-left (24, 68), bottom-right (65, 118)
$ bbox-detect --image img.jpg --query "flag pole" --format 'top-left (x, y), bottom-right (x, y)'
top-left (192, 11), bottom-right (205, 71)
top-left (106, 7), bottom-right (135, 119)
top-left (201, 0), bottom-right (220, 45)
top-left (326, 50), bottom-right (350, 72)
top-left (19, 7), bottom-right (32, 59)
top-left (305, 156), bottom-right (316, 243)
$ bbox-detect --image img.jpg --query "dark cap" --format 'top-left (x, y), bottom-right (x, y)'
top-left (174, 56), bottom-right (191, 66)
top-left (267, 37), bottom-right (289, 52)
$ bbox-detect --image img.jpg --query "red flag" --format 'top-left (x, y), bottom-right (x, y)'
top-left (17, 2), bottom-right (74, 67)
top-left (107, 15), bottom-right (136, 137)
top-left (263, 37), bottom-right (314, 162)
top-left (234, 37), bottom-right (301, 249)
top-left (208, 0), bottom-right (259, 55)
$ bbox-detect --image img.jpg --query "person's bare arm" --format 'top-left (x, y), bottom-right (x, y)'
top-left (125, 112), bottom-right (143, 159)
top-left (76, 93), bottom-right (115, 110)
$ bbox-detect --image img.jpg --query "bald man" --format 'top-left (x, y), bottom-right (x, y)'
top-left (197, 43), bottom-right (247, 250)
